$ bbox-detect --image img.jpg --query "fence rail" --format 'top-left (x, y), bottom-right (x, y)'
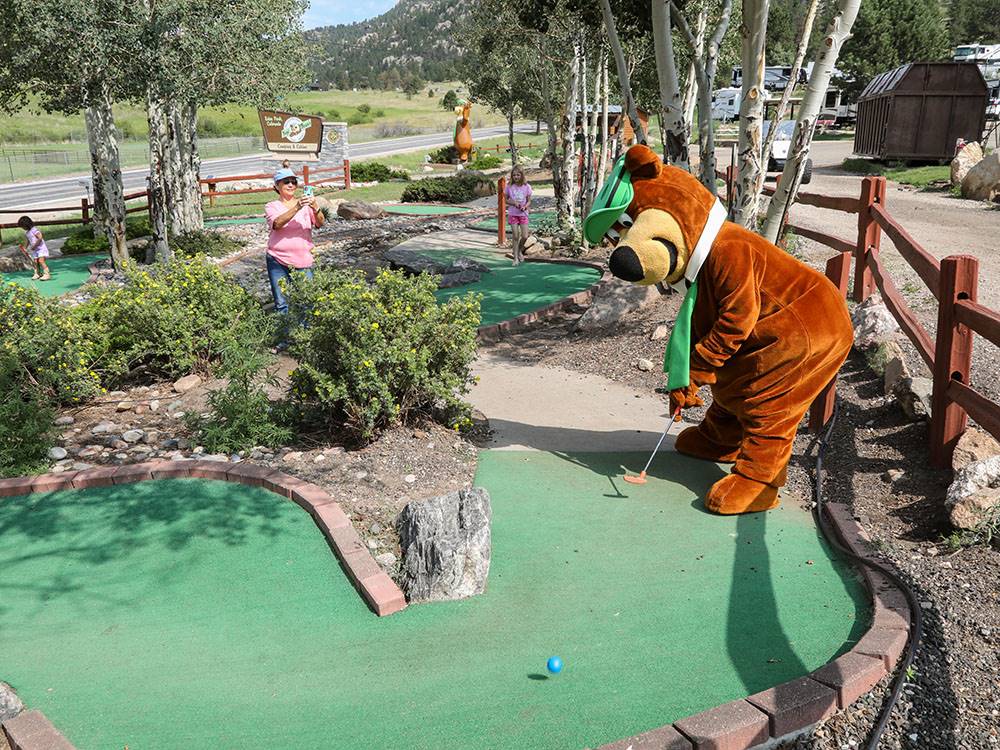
top-left (718, 170), bottom-right (1000, 468)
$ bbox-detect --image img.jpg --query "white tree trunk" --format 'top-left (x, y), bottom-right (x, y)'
top-left (557, 38), bottom-right (581, 227)
top-left (672, 0), bottom-right (733, 193)
top-left (732, 0), bottom-right (770, 227)
top-left (598, 55), bottom-right (610, 183)
top-left (507, 111), bottom-right (518, 165)
top-left (84, 87), bottom-right (128, 269)
top-left (682, 5), bottom-right (708, 137)
top-left (599, 0), bottom-right (646, 145)
top-left (761, 0), bottom-right (819, 169)
top-left (762, 0), bottom-right (861, 242)
top-left (539, 48), bottom-right (566, 215)
top-left (165, 101), bottom-right (204, 235)
top-left (146, 89), bottom-right (170, 263)
top-left (652, 0), bottom-right (690, 170)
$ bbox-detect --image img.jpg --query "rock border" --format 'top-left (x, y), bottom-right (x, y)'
top-left (596, 501), bottom-right (912, 750)
top-left (477, 258), bottom-right (610, 342)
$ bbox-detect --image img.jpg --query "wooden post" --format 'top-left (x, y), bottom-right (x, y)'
top-left (724, 165), bottom-right (736, 212)
top-left (929, 255), bottom-right (979, 468)
top-left (810, 252), bottom-right (853, 430)
top-left (81, 197), bottom-right (90, 225)
top-left (853, 176), bottom-right (886, 303)
top-left (344, 160), bottom-right (351, 190)
top-left (208, 182), bottom-right (216, 208)
top-left (497, 175), bottom-right (506, 247)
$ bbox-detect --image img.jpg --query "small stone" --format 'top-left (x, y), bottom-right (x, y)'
top-left (48, 446), bottom-right (68, 460)
top-left (203, 454), bottom-right (229, 462)
top-left (376, 552), bottom-right (397, 568)
top-left (90, 421), bottom-right (117, 435)
top-left (172, 411), bottom-right (186, 419)
top-left (72, 462), bottom-right (94, 471)
top-left (134, 403), bottom-right (150, 415)
top-left (650, 324), bottom-right (668, 341)
top-left (229, 454), bottom-right (242, 463)
top-left (107, 391), bottom-right (126, 399)
top-left (313, 454), bottom-right (327, 463)
top-left (323, 446), bottom-right (345, 456)
top-left (122, 429), bottom-right (145, 444)
top-left (283, 451), bottom-right (303, 463)
top-left (149, 400), bottom-right (160, 412)
top-left (114, 452), bottom-right (129, 460)
top-left (53, 416), bottom-right (75, 426)
top-left (142, 430), bottom-right (160, 445)
top-left (635, 358), bottom-right (654, 372)
top-left (116, 401), bottom-right (131, 412)
top-left (404, 474), bottom-right (417, 484)
top-left (370, 522), bottom-right (384, 535)
top-left (193, 446), bottom-right (205, 455)
top-left (173, 374), bottom-right (202, 393)
top-left (355, 471), bottom-right (369, 481)
top-left (367, 539), bottom-right (379, 550)
top-left (884, 468), bottom-right (904, 482)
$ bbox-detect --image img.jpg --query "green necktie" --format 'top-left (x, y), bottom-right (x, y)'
top-left (664, 280), bottom-right (698, 390)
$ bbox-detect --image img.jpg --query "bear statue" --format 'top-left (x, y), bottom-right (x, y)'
top-left (584, 144), bottom-right (853, 515)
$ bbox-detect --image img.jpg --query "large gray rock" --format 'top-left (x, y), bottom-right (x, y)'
top-left (951, 141), bottom-right (983, 187)
top-left (946, 454), bottom-right (1000, 530)
top-left (446, 257), bottom-right (491, 274)
top-left (573, 278), bottom-right (661, 331)
top-left (397, 487), bottom-right (492, 602)
top-left (893, 376), bottom-right (933, 421)
top-left (961, 152), bottom-right (1000, 202)
top-left (852, 294), bottom-right (899, 349)
top-left (952, 427), bottom-right (1000, 471)
top-left (0, 681), bottom-right (24, 722)
top-left (437, 270), bottom-right (481, 288)
top-left (337, 200), bottom-right (387, 220)
top-left (384, 248), bottom-right (448, 276)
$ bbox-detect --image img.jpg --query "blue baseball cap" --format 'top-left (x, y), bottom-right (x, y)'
top-left (273, 168), bottom-right (297, 184)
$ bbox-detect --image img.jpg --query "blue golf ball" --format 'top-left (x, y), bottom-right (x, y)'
top-left (546, 656), bottom-right (563, 674)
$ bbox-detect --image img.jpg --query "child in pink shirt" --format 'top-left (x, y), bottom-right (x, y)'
top-left (264, 168), bottom-right (325, 314)
top-left (17, 216), bottom-right (50, 281)
top-left (505, 166), bottom-right (532, 266)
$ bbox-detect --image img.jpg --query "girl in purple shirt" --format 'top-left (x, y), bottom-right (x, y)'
top-left (17, 216), bottom-right (50, 281)
top-left (505, 166), bottom-right (532, 266)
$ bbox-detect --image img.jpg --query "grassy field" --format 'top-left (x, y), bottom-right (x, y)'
top-left (0, 83), bottom-right (505, 182)
top-left (842, 158), bottom-right (951, 189)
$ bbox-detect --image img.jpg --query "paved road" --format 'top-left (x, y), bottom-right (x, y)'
top-left (0, 123), bottom-right (539, 211)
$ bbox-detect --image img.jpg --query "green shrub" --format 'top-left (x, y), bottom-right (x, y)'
top-left (61, 217), bottom-right (154, 256)
top-left (0, 353), bottom-right (54, 478)
top-left (357, 103), bottom-right (372, 114)
top-left (170, 230), bottom-right (245, 258)
top-left (427, 144), bottom-right (458, 163)
top-left (440, 90), bottom-right (459, 110)
top-left (468, 153), bottom-right (502, 170)
top-left (285, 268), bottom-right (480, 444)
top-left (0, 282), bottom-right (103, 404)
top-left (400, 173), bottom-right (489, 203)
top-left (350, 161), bottom-right (411, 183)
top-left (79, 256), bottom-right (266, 382)
top-left (187, 318), bottom-right (293, 453)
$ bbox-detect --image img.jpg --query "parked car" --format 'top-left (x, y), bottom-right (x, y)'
top-left (762, 120), bottom-right (813, 184)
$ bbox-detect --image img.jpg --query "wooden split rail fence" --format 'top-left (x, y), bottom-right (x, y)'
top-left (0, 160), bottom-right (350, 243)
top-left (720, 166), bottom-right (1000, 467)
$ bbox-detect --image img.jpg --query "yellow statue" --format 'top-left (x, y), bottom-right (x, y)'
top-left (453, 100), bottom-right (473, 163)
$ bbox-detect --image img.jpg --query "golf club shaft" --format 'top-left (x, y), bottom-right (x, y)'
top-left (639, 408), bottom-right (680, 474)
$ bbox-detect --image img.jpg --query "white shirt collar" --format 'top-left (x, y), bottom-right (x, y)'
top-left (671, 199), bottom-right (727, 294)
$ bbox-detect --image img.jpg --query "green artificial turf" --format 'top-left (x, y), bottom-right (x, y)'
top-left (469, 210), bottom-right (558, 232)
top-left (0, 459), bottom-right (867, 749)
top-left (426, 247), bottom-right (601, 326)
top-left (1, 253), bottom-right (99, 297)
top-left (383, 204), bottom-right (472, 216)
top-left (204, 217), bottom-right (263, 227)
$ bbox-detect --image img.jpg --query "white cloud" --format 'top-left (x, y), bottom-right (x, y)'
top-left (303, 0), bottom-right (396, 28)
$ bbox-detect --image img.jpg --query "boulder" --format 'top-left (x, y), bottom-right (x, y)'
top-left (893, 376), bottom-right (933, 421)
top-left (337, 200), bottom-right (387, 220)
top-left (384, 248), bottom-right (448, 276)
top-left (173, 374), bottom-right (202, 393)
top-left (573, 278), bottom-right (662, 331)
top-left (397, 487), bottom-right (492, 602)
top-left (961, 152), bottom-right (1000, 202)
top-left (882, 344), bottom-right (910, 397)
top-left (437, 270), bottom-right (482, 288)
top-left (852, 293), bottom-right (899, 349)
top-left (951, 141), bottom-right (984, 187)
top-left (48, 446), bottom-right (68, 461)
top-left (952, 427), bottom-right (1000, 471)
top-left (946, 455), bottom-right (1000, 530)
top-left (0, 682), bottom-right (24, 722)
top-left (446, 257), bottom-right (491, 274)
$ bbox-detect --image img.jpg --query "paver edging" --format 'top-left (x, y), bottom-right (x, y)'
top-left (594, 501), bottom-right (913, 750)
top-left (477, 259), bottom-right (610, 342)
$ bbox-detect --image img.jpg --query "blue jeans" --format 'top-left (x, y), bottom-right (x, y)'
top-left (266, 253), bottom-right (313, 314)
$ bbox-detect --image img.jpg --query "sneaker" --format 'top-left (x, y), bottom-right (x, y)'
top-left (31, 274), bottom-right (40, 280)
top-left (40, 274), bottom-right (51, 281)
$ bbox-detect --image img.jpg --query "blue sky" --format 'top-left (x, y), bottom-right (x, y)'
top-left (303, 0), bottom-right (396, 28)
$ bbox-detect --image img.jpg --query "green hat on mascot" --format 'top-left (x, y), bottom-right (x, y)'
top-left (583, 156), bottom-right (633, 245)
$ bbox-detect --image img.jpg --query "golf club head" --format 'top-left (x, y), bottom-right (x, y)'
top-left (623, 472), bottom-right (647, 485)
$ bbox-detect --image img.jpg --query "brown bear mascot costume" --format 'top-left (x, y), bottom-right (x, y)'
top-left (584, 145), bottom-right (853, 515)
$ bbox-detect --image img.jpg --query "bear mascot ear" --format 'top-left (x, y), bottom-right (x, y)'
top-left (624, 144), bottom-right (662, 181)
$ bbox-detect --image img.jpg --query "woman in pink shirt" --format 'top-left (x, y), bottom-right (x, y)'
top-left (264, 168), bottom-right (325, 314)
top-left (504, 166), bottom-right (532, 265)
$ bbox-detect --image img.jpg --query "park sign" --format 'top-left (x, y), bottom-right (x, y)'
top-left (258, 109), bottom-right (324, 155)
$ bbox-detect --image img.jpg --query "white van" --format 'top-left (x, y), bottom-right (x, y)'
top-left (711, 88), bottom-right (742, 121)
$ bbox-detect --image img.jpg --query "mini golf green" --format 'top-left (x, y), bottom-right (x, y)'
top-left (205, 217), bottom-right (262, 227)
top-left (2, 253), bottom-right (99, 297)
top-left (427, 248), bottom-right (601, 326)
top-left (384, 204), bottom-right (472, 216)
top-left (1, 459), bottom-right (867, 749)
top-left (470, 210), bottom-right (557, 232)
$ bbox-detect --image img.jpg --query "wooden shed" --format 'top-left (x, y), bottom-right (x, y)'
top-left (853, 62), bottom-right (987, 162)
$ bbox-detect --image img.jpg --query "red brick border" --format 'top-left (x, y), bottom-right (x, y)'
top-left (477, 259), bottom-right (609, 342)
top-left (593, 501), bottom-right (912, 750)
top-left (2, 710), bottom-right (75, 750)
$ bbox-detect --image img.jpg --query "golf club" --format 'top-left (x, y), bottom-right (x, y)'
top-left (623, 407), bottom-right (681, 485)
